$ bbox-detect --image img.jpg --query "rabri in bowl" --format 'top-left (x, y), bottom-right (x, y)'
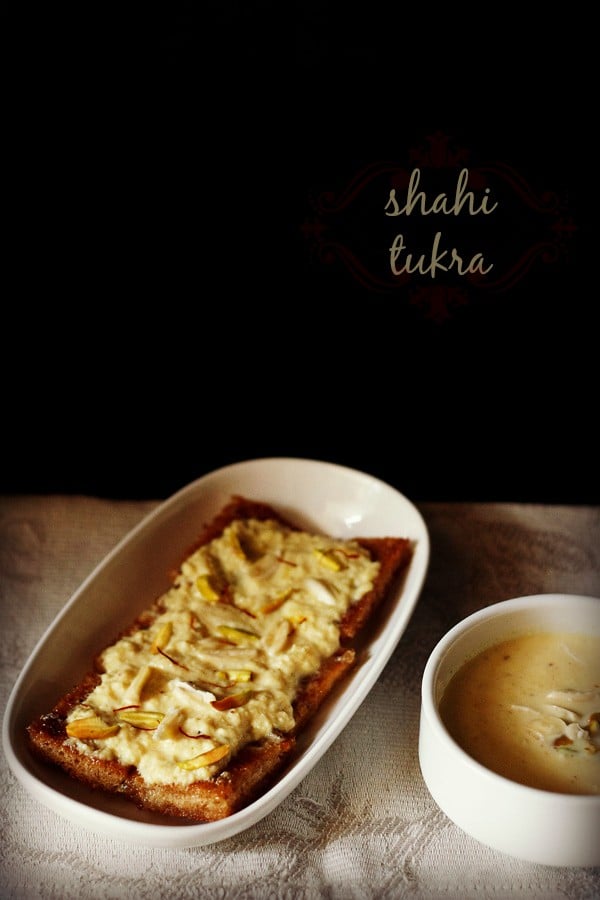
top-left (419, 593), bottom-right (600, 866)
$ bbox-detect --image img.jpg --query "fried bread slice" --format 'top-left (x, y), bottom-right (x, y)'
top-left (27, 496), bottom-right (413, 821)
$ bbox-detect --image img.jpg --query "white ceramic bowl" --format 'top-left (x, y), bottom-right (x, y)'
top-left (3, 458), bottom-right (429, 848)
top-left (419, 593), bottom-right (600, 867)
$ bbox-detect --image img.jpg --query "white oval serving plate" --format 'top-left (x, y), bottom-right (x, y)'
top-left (3, 457), bottom-right (429, 848)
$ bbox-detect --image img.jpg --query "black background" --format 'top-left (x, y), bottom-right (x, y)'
top-left (2, 4), bottom-right (596, 504)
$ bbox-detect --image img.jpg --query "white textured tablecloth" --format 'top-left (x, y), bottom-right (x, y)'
top-left (1, 495), bottom-right (599, 899)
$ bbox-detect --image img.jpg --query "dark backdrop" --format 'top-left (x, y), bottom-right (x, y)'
top-left (2, 5), bottom-right (596, 504)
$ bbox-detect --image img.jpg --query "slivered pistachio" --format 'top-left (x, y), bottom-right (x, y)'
top-left (177, 743), bottom-right (230, 770)
top-left (217, 625), bottom-right (260, 645)
top-left (261, 588), bottom-right (293, 614)
top-left (211, 690), bottom-right (252, 711)
top-left (314, 548), bottom-right (343, 571)
top-left (150, 621), bottom-right (173, 654)
top-left (196, 574), bottom-right (221, 602)
top-left (66, 715), bottom-right (120, 740)
top-left (222, 669), bottom-right (253, 683)
top-left (117, 709), bottom-right (164, 730)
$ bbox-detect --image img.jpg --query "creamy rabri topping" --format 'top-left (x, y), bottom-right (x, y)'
top-left (440, 631), bottom-right (600, 795)
top-left (65, 517), bottom-right (380, 785)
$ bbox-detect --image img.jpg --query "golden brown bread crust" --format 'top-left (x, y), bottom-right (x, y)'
top-left (27, 495), bottom-right (413, 821)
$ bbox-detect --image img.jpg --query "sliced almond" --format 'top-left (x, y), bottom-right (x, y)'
top-left (543, 703), bottom-right (579, 723)
top-left (250, 553), bottom-right (280, 580)
top-left (305, 577), bottom-right (337, 606)
top-left (124, 665), bottom-right (153, 704)
top-left (264, 618), bottom-right (292, 653)
top-left (529, 715), bottom-right (566, 737)
top-left (153, 707), bottom-right (183, 740)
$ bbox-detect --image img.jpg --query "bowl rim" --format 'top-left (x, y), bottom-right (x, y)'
top-left (421, 592), bottom-right (600, 804)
